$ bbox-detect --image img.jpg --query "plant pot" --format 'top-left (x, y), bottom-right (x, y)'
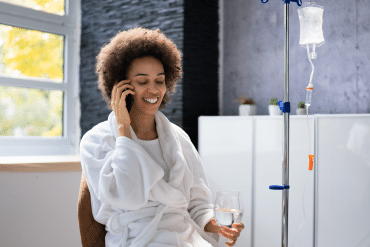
top-left (296, 108), bottom-right (307, 115)
top-left (268, 105), bottom-right (282, 116)
top-left (239, 104), bottom-right (256, 116)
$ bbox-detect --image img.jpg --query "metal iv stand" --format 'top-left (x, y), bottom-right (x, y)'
top-left (261, 0), bottom-right (302, 247)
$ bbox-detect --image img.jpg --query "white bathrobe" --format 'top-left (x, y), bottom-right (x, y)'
top-left (80, 110), bottom-right (220, 247)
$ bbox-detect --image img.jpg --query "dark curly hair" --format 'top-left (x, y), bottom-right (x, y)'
top-left (96, 26), bottom-right (183, 111)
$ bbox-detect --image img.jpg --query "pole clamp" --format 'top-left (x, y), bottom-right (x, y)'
top-left (278, 100), bottom-right (290, 113)
top-left (261, 0), bottom-right (302, 6)
top-left (269, 184), bottom-right (290, 190)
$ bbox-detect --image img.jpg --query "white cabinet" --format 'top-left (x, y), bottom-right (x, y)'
top-left (199, 114), bottom-right (370, 247)
top-left (199, 116), bottom-right (253, 246)
top-left (315, 115), bottom-right (370, 247)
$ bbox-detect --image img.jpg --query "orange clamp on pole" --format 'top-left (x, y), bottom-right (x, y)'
top-left (308, 154), bottom-right (314, 170)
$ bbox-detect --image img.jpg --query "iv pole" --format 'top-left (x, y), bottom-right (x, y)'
top-left (262, 0), bottom-right (302, 246)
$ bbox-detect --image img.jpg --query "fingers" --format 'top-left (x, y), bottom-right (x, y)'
top-left (219, 224), bottom-right (244, 246)
top-left (223, 225), bottom-right (242, 234)
top-left (116, 81), bottom-right (135, 99)
top-left (232, 223), bottom-right (245, 230)
top-left (219, 227), bottom-right (240, 239)
top-left (225, 240), bottom-right (235, 247)
top-left (111, 80), bottom-right (135, 109)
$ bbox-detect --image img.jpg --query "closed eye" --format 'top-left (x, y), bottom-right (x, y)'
top-left (138, 81), bottom-right (164, 85)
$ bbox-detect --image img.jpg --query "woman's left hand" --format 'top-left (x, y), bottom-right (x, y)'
top-left (219, 222), bottom-right (245, 247)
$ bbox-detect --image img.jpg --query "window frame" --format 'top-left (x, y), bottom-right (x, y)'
top-left (0, 1), bottom-right (81, 156)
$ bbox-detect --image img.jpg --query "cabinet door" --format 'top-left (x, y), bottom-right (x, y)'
top-left (199, 116), bottom-right (253, 247)
top-left (254, 116), bottom-right (314, 247)
top-left (315, 115), bottom-right (370, 247)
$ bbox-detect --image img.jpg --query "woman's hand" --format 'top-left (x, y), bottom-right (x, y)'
top-left (218, 222), bottom-right (245, 247)
top-left (111, 80), bottom-right (135, 138)
top-left (204, 218), bottom-right (221, 233)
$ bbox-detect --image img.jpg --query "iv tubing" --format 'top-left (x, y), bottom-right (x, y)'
top-left (292, 108), bottom-right (312, 247)
top-left (292, 171), bottom-right (310, 247)
top-left (306, 44), bottom-right (315, 86)
top-left (307, 109), bottom-right (311, 154)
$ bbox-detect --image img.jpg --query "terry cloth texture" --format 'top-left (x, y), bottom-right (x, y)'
top-left (80, 110), bottom-right (220, 246)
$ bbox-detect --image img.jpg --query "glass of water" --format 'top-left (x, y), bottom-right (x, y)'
top-left (214, 190), bottom-right (244, 244)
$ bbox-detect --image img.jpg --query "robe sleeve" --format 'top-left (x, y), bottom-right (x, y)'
top-left (174, 125), bottom-right (220, 241)
top-left (79, 122), bottom-right (164, 223)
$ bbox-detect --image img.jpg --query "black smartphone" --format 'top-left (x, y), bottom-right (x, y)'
top-left (125, 93), bottom-right (133, 112)
top-left (118, 73), bottom-right (134, 113)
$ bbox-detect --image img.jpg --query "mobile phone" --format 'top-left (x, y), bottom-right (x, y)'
top-left (125, 93), bottom-right (133, 112)
top-left (118, 75), bottom-right (134, 112)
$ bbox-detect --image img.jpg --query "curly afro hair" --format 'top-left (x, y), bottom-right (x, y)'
top-left (96, 26), bottom-right (183, 110)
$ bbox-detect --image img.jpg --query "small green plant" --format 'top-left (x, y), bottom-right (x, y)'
top-left (298, 101), bottom-right (306, 109)
top-left (234, 95), bottom-right (255, 105)
top-left (270, 98), bottom-right (278, 105)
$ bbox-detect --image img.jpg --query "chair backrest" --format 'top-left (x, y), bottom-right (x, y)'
top-left (77, 172), bottom-right (107, 247)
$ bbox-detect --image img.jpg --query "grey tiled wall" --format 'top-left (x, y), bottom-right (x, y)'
top-left (222, 0), bottom-right (370, 115)
top-left (79, 0), bottom-right (184, 138)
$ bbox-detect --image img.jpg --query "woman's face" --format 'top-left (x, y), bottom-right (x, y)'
top-left (126, 56), bottom-right (166, 116)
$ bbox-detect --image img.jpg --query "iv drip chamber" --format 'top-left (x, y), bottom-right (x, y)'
top-left (305, 85), bottom-right (313, 107)
top-left (297, 2), bottom-right (325, 49)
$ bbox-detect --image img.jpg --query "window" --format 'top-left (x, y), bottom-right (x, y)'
top-left (0, 0), bottom-right (80, 156)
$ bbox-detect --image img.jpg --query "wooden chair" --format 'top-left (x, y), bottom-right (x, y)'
top-left (78, 172), bottom-right (106, 247)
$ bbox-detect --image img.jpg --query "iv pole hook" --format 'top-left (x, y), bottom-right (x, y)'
top-left (261, 0), bottom-right (302, 6)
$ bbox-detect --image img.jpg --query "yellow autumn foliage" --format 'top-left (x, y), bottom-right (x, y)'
top-left (42, 124), bottom-right (62, 136)
top-left (0, 86), bottom-right (63, 137)
top-left (0, 0), bottom-right (64, 15)
top-left (2, 25), bottom-right (64, 81)
top-left (0, 0), bottom-right (65, 137)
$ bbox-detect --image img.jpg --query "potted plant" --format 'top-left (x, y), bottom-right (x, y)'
top-left (268, 98), bottom-right (281, 116)
top-left (296, 101), bottom-right (307, 115)
top-left (234, 95), bottom-right (256, 116)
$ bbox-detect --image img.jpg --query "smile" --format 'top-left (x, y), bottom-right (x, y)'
top-left (143, 97), bottom-right (159, 104)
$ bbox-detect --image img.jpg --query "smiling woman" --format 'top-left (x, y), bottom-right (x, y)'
top-left (79, 27), bottom-right (224, 246)
top-left (95, 27), bottom-right (182, 112)
top-left (121, 56), bottom-right (167, 140)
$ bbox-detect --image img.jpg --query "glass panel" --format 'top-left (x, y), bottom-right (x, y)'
top-left (0, 86), bottom-right (63, 137)
top-left (0, 24), bottom-right (64, 83)
top-left (0, 0), bottom-right (65, 16)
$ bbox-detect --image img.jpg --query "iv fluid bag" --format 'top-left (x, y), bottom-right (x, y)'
top-left (298, 2), bottom-right (325, 48)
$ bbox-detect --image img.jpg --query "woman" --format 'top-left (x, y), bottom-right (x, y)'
top-left (80, 27), bottom-right (244, 246)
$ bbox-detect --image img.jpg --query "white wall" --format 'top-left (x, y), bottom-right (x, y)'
top-left (0, 171), bottom-right (82, 247)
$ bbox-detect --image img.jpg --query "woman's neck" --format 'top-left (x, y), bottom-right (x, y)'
top-left (129, 109), bottom-right (157, 140)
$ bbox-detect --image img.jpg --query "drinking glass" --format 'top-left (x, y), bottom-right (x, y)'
top-left (213, 190), bottom-right (244, 244)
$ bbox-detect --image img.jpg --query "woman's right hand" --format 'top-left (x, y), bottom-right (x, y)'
top-left (111, 80), bottom-right (135, 138)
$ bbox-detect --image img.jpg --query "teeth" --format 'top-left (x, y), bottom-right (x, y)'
top-left (144, 97), bottom-right (158, 104)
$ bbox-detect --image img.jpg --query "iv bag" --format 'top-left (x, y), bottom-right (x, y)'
top-left (297, 2), bottom-right (325, 48)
